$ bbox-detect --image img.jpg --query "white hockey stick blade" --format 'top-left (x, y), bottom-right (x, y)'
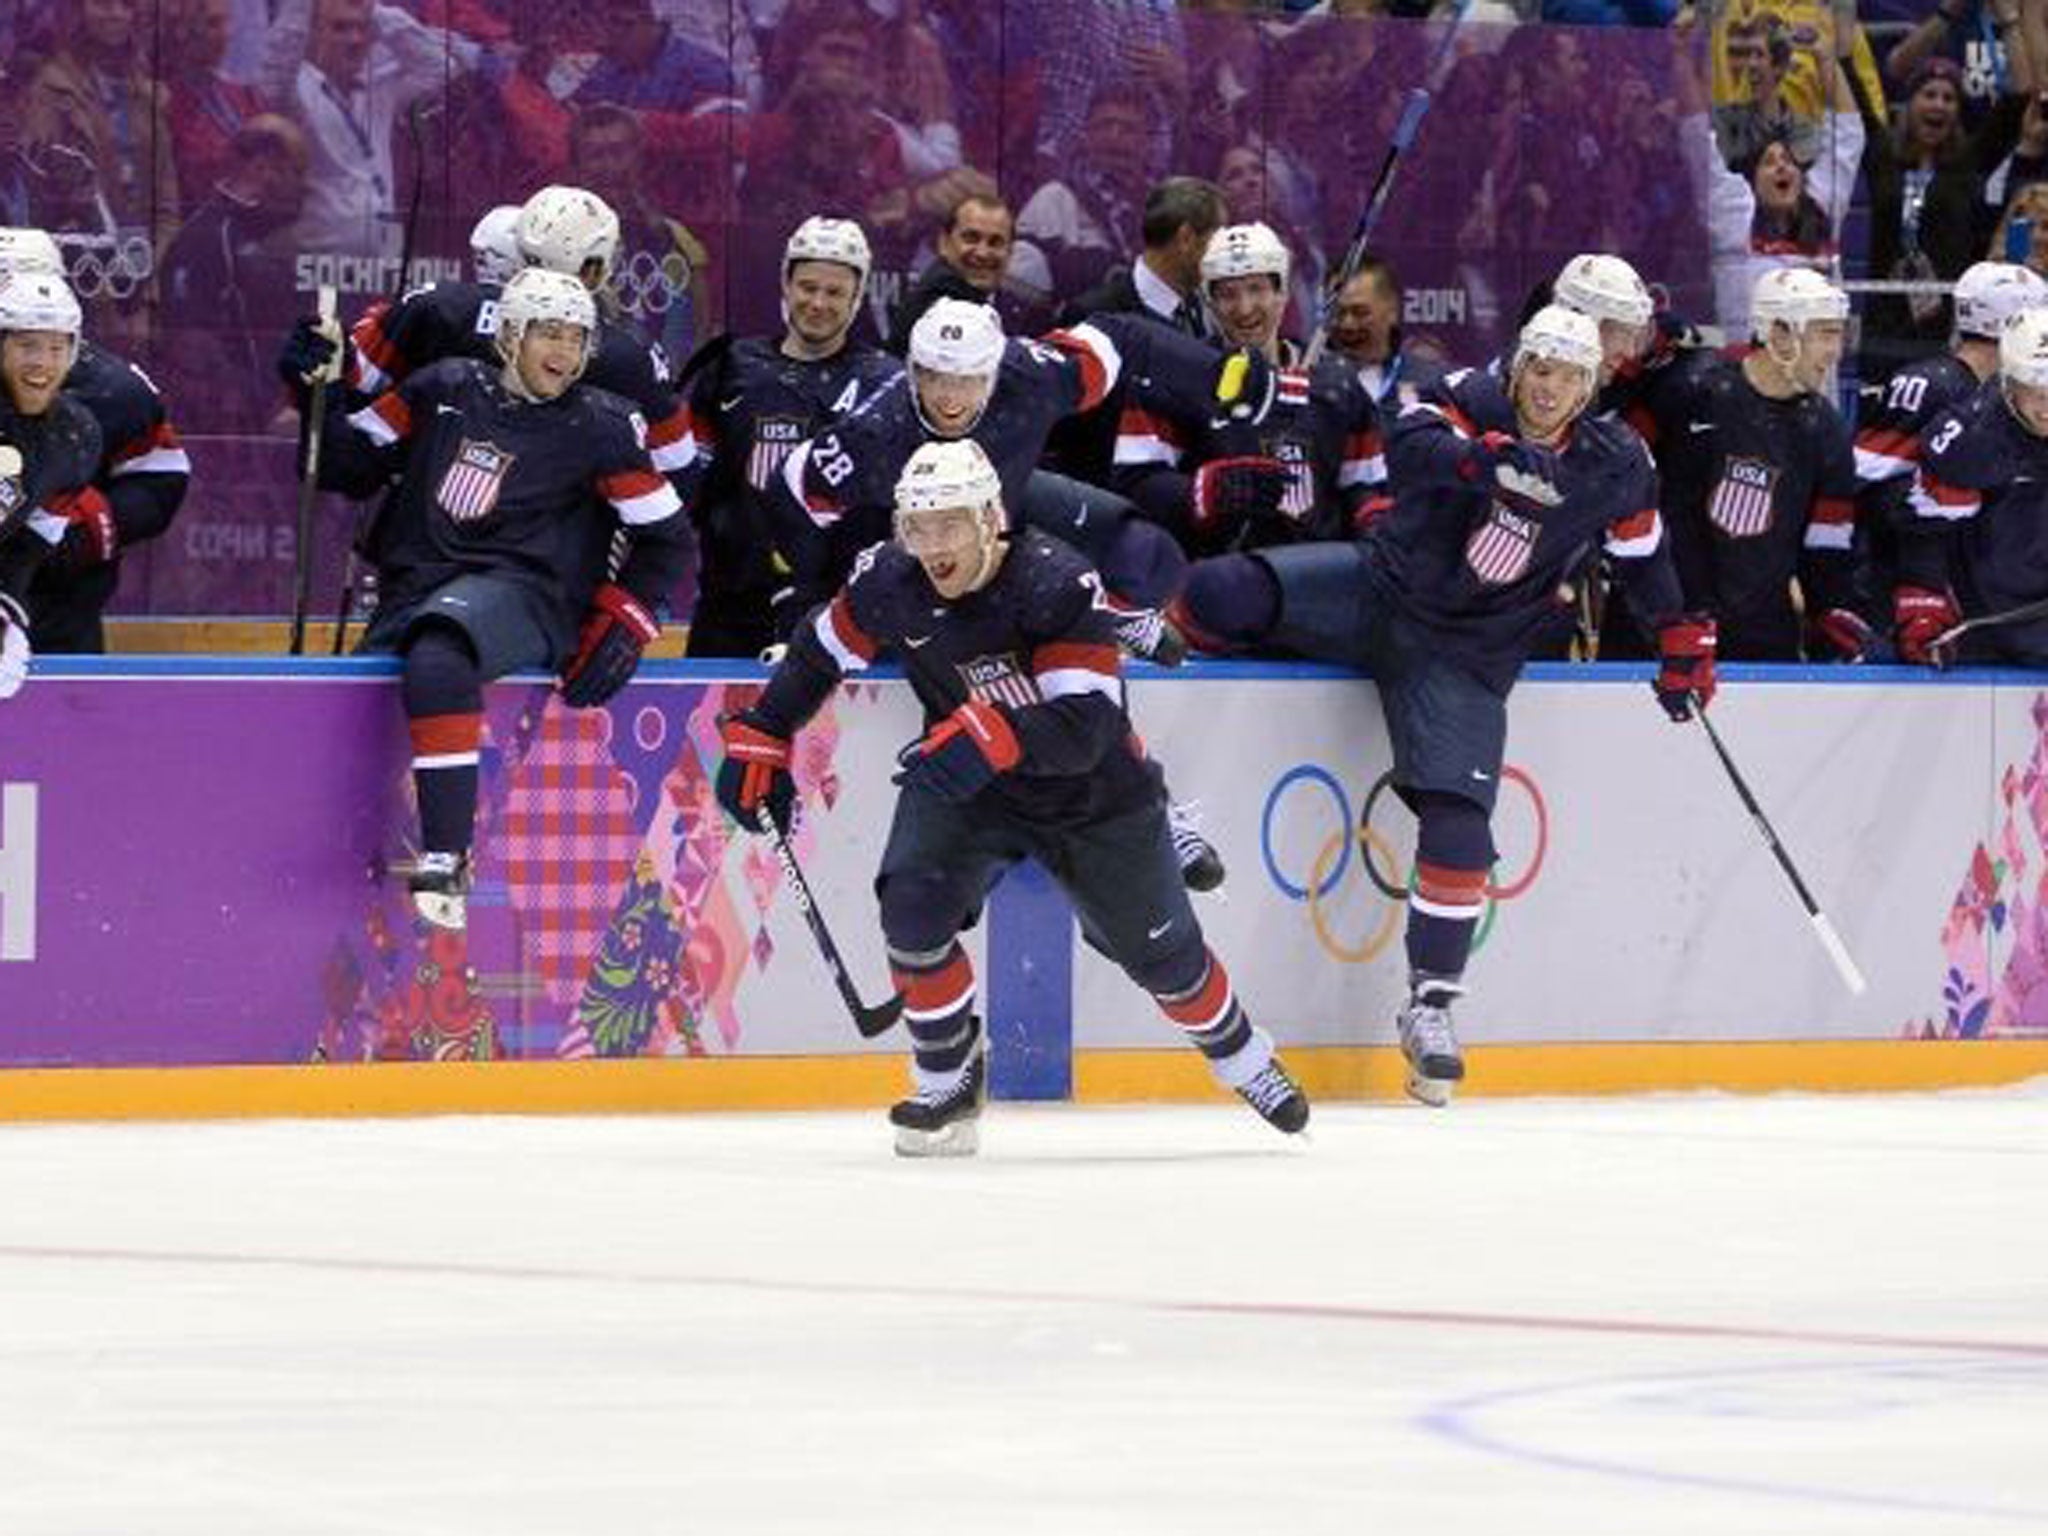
top-left (1810, 911), bottom-right (1867, 996)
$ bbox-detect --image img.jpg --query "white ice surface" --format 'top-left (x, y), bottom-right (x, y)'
top-left (1, 1090), bottom-right (2044, 1535)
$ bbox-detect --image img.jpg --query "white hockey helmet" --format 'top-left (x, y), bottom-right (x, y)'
top-left (1554, 252), bottom-right (1653, 328)
top-left (1200, 220), bottom-right (1291, 293)
top-left (1953, 260), bottom-right (2048, 341)
top-left (895, 438), bottom-right (1005, 594)
top-left (0, 269), bottom-right (83, 362)
top-left (784, 215), bottom-right (872, 299)
top-left (1749, 266), bottom-right (1848, 341)
top-left (0, 226), bottom-right (65, 278)
top-left (908, 296), bottom-right (1006, 378)
top-left (516, 185), bottom-right (622, 287)
top-left (1513, 303), bottom-right (1603, 376)
top-left (1999, 305), bottom-right (2048, 390)
top-left (468, 204), bottom-right (523, 286)
top-left (494, 266), bottom-right (597, 376)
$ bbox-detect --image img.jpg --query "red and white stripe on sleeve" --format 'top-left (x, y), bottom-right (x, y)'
top-left (1112, 404), bottom-right (1186, 470)
top-left (643, 400), bottom-right (697, 478)
top-left (1908, 470), bottom-right (1981, 523)
top-left (1803, 494), bottom-right (1855, 552)
top-left (109, 418), bottom-right (191, 479)
top-left (812, 592), bottom-right (879, 673)
top-left (1604, 505), bottom-right (1663, 560)
top-left (1029, 639), bottom-right (1120, 702)
top-left (347, 391), bottom-right (413, 447)
top-left (598, 466), bottom-right (682, 526)
top-left (1852, 426), bottom-right (1916, 487)
top-left (349, 302), bottom-right (402, 394)
top-left (1040, 322), bottom-right (1124, 412)
top-left (1337, 425), bottom-right (1386, 491)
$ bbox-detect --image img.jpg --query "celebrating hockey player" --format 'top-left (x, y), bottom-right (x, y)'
top-left (0, 227), bottom-right (191, 654)
top-left (1111, 220), bottom-right (1384, 554)
top-left (677, 216), bottom-right (902, 657)
top-left (286, 267), bottom-right (687, 927)
top-left (1893, 305), bottom-right (2048, 666)
top-left (0, 268), bottom-right (107, 699)
top-left (714, 439), bottom-right (1311, 1155)
top-left (1173, 306), bottom-right (1704, 1106)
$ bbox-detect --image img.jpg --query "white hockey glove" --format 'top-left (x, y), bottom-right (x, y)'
top-left (0, 593), bottom-right (31, 701)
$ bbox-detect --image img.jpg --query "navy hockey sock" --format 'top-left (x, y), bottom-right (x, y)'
top-left (889, 940), bottom-right (981, 1082)
top-left (403, 625), bottom-right (483, 855)
top-left (1404, 793), bottom-right (1495, 989)
top-left (1154, 948), bottom-right (1255, 1063)
top-left (1179, 554), bottom-right (1280, 646)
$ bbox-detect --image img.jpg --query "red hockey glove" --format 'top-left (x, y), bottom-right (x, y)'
top-left (1461, 431), bottom-right (1562, 513)
top-left (1190, 455), bottom-right (1287, 534)
top-left (1894, 585), bottom-right (1961, 666)
top-left (561, 583), bottom-right (659, 707)
top-left (1654, 613), bottom-right (1717, 721)
top-left (1812, 606), bottom-right (1874, 663)
top-left (893, 700), bottom-right (1021, 802)
top-left (55, 487), bottom-right (117, 569)
top-left (715, 714), bottom-right (796, 834)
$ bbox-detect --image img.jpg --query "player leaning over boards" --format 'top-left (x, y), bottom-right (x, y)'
top-left (1174, 307), bottom-right (1708, 1108)
top-left (0, 269), bottom-right (105, 699)
top-left (280, 267), bottom-right (687, 929)
top-left (713, 439), bottom-right (1310, 1156)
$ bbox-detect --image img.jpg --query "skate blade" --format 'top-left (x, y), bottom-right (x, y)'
top-left (411, 891), bottom-right (468, 930)
top-left (893, 1120), bottom-right (980, 1158)
top-left (1405, 1071), bottom-right (1454, 1109)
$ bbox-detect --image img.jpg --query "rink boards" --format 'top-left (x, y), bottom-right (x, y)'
top-left (2, 657), bottom-right (2045, 1118)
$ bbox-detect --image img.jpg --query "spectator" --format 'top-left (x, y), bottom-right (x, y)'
top-left (1708, 0), bottom-right (1888, 130)
top-left (1987, 90), bottom-right (2048, 219)
top-left (160, 0), bottom-right (271, 208)
top-left (573, 0), bottom-right (731, 115)
top-left (1714, 10), bottom-right (1822, 171)
top-left (1028, 0), bottom-right (1185, 186)
top-left (887, 186), bottom-right (1044, 352)
top-left (1540, 0), bottom-right (1680, 23)
top-left (1884, 0), bottom-right (2024, 132)
top-left (1989, 177), bottom-right (2048, 276)
top-left (1213, 142), bottom-right (1320, 338)
top-left (566, 102), bottom-right (712, 362)
top-left (1015, 81), bottom-right (1151, 300)
top-left (1325, 255), bottom-right (1448, 414)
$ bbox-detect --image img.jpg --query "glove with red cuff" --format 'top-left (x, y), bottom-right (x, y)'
top-left (714, 713), bottom-right (796, 834)
top-left (1460, 431), bottom-right (1562, 514)
top-left (1653, 612), bottom-right (1718, 721)
top-left (561, 583), bottom-right (659, 707)
top-left (55, 488), bottom-right (117, 571)
top-left (1811, 606), bottom-right (1875, 663)
top-left (1893, 585), bottom-right (1961, 666)
top-left (1190, 455), bottom-right (1287, 534)
top-left (893, 699), bottom-right (1021, 802)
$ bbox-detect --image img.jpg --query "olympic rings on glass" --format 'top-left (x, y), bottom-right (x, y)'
top-left (55, 234), bottom-right (154, 302)
top-left (608, 248), bottom-right (693, 316)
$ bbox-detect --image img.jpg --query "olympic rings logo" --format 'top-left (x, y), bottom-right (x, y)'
top-left (1258, 763), bottom-right (1551, 964)
top-left (608, 249), bottom-right (693, 316)
top-left (54, 233), bottom-right (155, 302)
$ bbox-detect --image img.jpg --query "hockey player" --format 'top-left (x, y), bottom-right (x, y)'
top-left (468, 205), bottom-right (523, 285)
top-left (1174, 306), bottom-right (1707, 1106)
top-left (1602, 267), bottom-right (1860, 662)
top-left (290, 267), bottom-right (687, 927)
top-left (713, 439), bottom-right (1310, 1155)
top-left (1853, 261), bottom-right (2047, 625)
top-left (677, 216), bottom-right (902, 658)
top-left (1111, 221), bottom-right (1384, 555)
top-left (1893, 306), bottom-right (2048, 666)
top-left (0, 269), bottom-right (106, 699)
top-left (0, 227), bottom-right (192, 654)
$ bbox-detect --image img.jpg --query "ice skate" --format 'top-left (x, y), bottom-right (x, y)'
top-left (890, 1041), bottom-right (986, 1157)
top-left (1396, 993), bottom-right (1465, 1108)
top-left (1111, 604), bottom-right (1188, 668)
top-left (1168, 800), bottom-right (1226, 892)
top-left (406, 851), bottom-right (471, 931)
top-left (1234, 1056), bottom-right (1310, 1135)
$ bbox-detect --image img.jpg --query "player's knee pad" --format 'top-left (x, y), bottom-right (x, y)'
top-left (1411, 791), bottom-right (1496, 876)
top-left (401, 621), bottom-right (483, 718)
top-left (1097, 518), bottom-right (1187, 608)
top-left (1179, 554), bottom-right (1280, 646)
top-left (877, 869), bottom-right (975, 956)
top-left (1125, 926), bottom-right (1208, 1000)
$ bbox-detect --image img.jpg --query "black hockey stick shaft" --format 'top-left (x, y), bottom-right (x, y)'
top-left (1691, 701), bottom-right (1866, 995)
top-left (287, 283), bottom-right (337, 655)
top-left (758, 809), bottom-right (904, 1037)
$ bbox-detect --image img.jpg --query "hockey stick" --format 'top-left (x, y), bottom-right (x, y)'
top-left (1690, 700), bottom-right (1867, 995)
top-left (286, 282), bottom-right (337, 656)
top-left (331, 97), bottom-right (433, 655)
top-left (1927, 594), bottom-right (2048, 668)
top-left (1302, 0), bottom-right (1473, 367)
top-left (757, 808), bottom-right (904, 1037)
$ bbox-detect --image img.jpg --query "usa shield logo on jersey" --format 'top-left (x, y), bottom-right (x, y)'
top-left (747, 417), bottom-right (803, 492)
top-left (1708, 457), bottom-right (1778, 538)
top-left (437, 438), bottom-right (514, 523)
top-left (1270, 436), bottom-right (1314, 521)
top-left (1464, 504), bottom-right (1538, 585)
top-left (958, 653), bottom-right (1041, 710)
